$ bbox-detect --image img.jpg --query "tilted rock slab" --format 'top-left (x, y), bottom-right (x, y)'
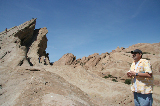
top-left (0, 18), bottom-right (49, 68)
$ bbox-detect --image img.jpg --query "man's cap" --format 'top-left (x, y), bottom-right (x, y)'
top-left (131, 49), bottom-right (142, 54)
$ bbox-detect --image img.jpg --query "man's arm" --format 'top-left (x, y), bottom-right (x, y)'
top-left (129, 71), bottom-right (152, 78)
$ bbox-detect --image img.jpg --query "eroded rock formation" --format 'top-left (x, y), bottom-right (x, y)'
top-left (53, 43), bottom-right (160, 86)
top-left (0, 18), bottom-right (50, 68)
top-left (0, 19), bottom-right (160, 106)
top-left (53, 53), bottom-right (76, 66)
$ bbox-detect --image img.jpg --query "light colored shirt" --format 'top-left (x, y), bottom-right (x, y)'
top-left (134, 61), bottom-right (140, 92)
top-left (130, 59), bottom-right (153, 94)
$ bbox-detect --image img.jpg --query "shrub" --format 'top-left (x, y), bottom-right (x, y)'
top-left (125, 79), bottom-right (131, 85)
top-left (112, 79), bottom-right (118, 82)
top-left (108, 74), bottom-right (112, 78)
top-left (142, 58), bottom-right (150, 60)
top-left (103, 74), bottom-right (115, 79)
top-left (103, 76), bottom-right (109, 79)
top-left (143, 52), bottom-right (151, 54)
top-left (128, 62), bottom-right (132, 66)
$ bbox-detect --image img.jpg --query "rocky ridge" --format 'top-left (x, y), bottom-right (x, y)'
top-left (0, 19), bottom-right (160, 106)
top-left (0, 18), bottom-right (50, 68)
top-left (53, 43), bottom-right (160, 85)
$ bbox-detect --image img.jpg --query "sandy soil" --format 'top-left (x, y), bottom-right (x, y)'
top-left (154, 86), bottom-right (160, 95)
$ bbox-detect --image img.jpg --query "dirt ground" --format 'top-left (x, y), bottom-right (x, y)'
top-left (154, 86), bottom-right (160, 95)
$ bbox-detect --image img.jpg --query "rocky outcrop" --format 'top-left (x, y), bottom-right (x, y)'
top-left (0, 19), bottom-right (160, 106)
top-left (27, 27), bottom-right (48, 66)
top-left (0, 18), bottom-right (50, 68)
top-left (0, 66), bottom-right (95, 106)
top-left (53, 43), bottom-right (160, 86)
top-left (53, 53), bottom-right (76, 66)
top-left (112, 46), bottom-right (125, 53)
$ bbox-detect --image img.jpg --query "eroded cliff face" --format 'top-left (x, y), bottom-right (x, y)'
top-left (0, 18), bottom-right (49, 68)
top-left (27, 27), bottom-right (48, 66)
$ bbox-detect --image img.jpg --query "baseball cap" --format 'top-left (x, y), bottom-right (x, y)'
top-left (131, 49), bottom-right (142, 54)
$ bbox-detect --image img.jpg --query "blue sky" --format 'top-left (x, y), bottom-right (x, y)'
top-left (0, 0), bottom-right (160, 62)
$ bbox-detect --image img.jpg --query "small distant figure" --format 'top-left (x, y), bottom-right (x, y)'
top-left (5, 28), bottom-right (7, 34)
top-left (38, 56), bottom-right (41, 63)
top-left (44, 57), bottom-right (46, 65)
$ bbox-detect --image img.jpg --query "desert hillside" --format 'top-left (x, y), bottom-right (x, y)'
top-left (0, 19), bottom-right (160, 106)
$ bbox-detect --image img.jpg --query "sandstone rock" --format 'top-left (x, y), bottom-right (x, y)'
top-left (53, 53), bottom-right (76, 66)
top-left (85, 55), bottom-right (101, 70)
top-left (114, 46), bottom-right (125, 52)
top-left (45, 57), bottom-right (50, 65)
top-left (27, 27), bottom-right (48, 66)
top-left (0, 19), bottom-right (50, 68)
top-left (47, 65), bottom-right (135, 105)
top-left (54, 43), bottom-right (160, 87)
top-left (0, 19), bottom-right (160, 106)
top-left (0, 66), bottom-right (95, 106)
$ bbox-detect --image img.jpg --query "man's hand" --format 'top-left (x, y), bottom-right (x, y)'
top-left (127, 72), bottom-right (132, 77)
top-left (130, 71), bottom-right (136, 76)
top-left (127, 71), bottom-right (136, 77)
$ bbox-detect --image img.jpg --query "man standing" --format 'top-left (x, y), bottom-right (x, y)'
top-left (127, 49), bottom-right (153, 106)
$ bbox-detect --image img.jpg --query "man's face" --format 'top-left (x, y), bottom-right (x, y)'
top-left (132, 52), bottom-right (142, 62)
